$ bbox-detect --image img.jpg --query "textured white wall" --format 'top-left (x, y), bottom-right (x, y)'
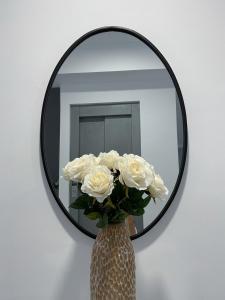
top-left (1, 1), bottom-right (225, 300)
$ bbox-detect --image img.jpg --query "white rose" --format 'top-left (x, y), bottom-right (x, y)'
top-left (149, 174), bottom-right (169, 199)
top-left (63, 154), bottom-right (97, 182)
top-left (98, 150), bottom-right (120, 170)
top-left (81, 165), bottom-right (114, 202)
top-left (117, 154), bottom-right (154, 190)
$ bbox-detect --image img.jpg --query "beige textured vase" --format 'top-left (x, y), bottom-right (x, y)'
top-left (90, 222), bottom-right (136, 300)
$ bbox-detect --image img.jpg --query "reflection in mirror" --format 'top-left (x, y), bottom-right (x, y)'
top-left (42, 30), bottom-right (185, 237)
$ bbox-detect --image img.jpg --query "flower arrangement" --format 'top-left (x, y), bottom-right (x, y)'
top-left (63, 150), bottom-right (168, 228)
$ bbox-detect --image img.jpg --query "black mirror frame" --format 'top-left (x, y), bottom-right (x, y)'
top-left (41, 26), bottom-right (188, 240)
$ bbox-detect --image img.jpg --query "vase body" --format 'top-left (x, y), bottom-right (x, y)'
top-left (90, 222), bottom-right (136, 300)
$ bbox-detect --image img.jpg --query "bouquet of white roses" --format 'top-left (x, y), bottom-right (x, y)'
top-left (63, 150), bottom-right (168, 228)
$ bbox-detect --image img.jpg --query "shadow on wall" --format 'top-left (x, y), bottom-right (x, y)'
top-left (137, 267), bottom-right (173, 300)
top-left (54, 245), bottom-right (91, 299)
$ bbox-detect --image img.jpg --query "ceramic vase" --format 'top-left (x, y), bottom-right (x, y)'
top-left (90, 222), bottom-right (136, 300)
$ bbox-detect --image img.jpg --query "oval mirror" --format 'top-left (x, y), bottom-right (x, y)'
top-left (41, 27), bottom-right (187, 239)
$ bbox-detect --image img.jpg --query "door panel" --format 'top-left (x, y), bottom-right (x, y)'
top-left (80, 117), bottom-right (105, 155)
top-left (105, 116), bottom-right (132, 154)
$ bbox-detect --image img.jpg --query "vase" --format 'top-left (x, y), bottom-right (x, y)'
top-left (90, 222), bottom-right (136, 300)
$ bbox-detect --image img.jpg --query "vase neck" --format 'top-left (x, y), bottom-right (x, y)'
top-left (98, 222), bottom-right (130, 240)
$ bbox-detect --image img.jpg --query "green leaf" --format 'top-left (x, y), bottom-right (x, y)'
top-left (120, 198), bottom-right (145, 215)
top-left (127, 188), bottom-right (145, 208)
top-left (140, 196), bottom-right (151, 208)
top-left (69, 194), bottom-right (92, 209)
top-left (110, 181), bottom-right (125, 203)
top-left (85, 211), bottom-right (101, 220)
top-left (132, 207), bottom-right (145, 216)
top-left (119, 198), bottom-right (133, 212)
top-left (96, 214), bottom-right (108, 228)
top-left (128, 187), bottom-right (145, 199)
top-left (109, 209), bottom-right (128, 223)
top-left (104, 198), bottom-right (116, 209)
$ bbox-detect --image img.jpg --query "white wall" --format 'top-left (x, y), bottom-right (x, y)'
top-left (1, 1), bottom-right (225, 300)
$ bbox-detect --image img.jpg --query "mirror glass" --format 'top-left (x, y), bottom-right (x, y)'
top-left (41, 28), bottom-right (187, 238)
